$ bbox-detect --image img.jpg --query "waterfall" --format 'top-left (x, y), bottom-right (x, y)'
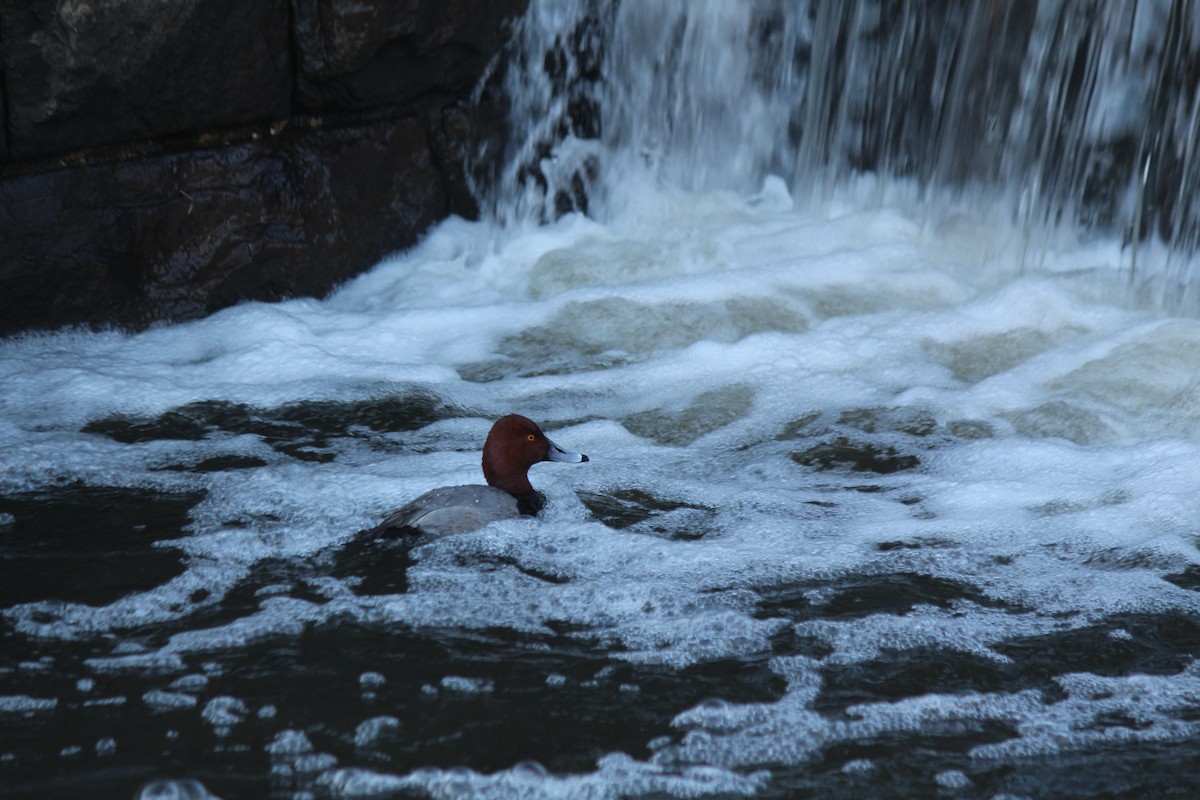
top-left (479, 0), bottom-right (1200, 307)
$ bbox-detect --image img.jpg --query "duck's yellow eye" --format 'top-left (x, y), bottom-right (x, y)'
top-left (527, 433), bottom-right (537, 442)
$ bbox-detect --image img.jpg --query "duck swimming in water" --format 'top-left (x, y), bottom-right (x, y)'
top-left (368, 414), bottom-right (589, 538)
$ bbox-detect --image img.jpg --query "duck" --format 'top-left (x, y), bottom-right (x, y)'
top-left (367, 414), bottom-right (589, 538)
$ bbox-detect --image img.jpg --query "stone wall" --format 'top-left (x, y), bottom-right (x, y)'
top-left (0, 0), bottom-right (528, 337)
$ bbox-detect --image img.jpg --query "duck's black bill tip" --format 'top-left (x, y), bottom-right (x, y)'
top-left (546, 437), bottom-right (588, 464)
top-left (580, 454), bottom-right (590, 463)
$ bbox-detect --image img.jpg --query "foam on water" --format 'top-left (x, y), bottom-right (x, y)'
top-left (3, 175), bottom-right (1200, 795)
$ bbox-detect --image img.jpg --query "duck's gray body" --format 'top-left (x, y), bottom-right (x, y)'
top-left (366, 414), bottom-right (586, 541)
top-left (371, 484), bottom-right (522, 538)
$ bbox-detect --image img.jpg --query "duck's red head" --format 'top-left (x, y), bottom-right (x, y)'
top-left (481, 415), bottom-right (588, 509)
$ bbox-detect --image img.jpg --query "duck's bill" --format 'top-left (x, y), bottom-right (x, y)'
top-left (546, 437), bottom-right (589, 463)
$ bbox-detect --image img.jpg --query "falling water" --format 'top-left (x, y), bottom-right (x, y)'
top-left (486, 0), bottom-right (1200, 308)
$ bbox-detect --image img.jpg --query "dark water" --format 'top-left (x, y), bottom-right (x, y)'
top-left (3, 402), bottom-right (1199, 798)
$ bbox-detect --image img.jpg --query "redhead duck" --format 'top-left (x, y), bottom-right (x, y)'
top-left (368, 414), bottom-right (589, 538)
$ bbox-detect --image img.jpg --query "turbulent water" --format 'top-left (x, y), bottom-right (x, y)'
top-left (4, 2), bottom-right (1200, 800)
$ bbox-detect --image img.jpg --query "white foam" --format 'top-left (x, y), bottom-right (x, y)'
top-left (358, 672), bottom-right (385, 689)
top-left (201, 696), bottom-right (248, 729)
top-left (936, 770), bottom-right (972, 789)
top-left (81, 697), bottom-right (126, 710)
top-left (354, 716), bottom-right (400, 748)
top-left (137, 778), bottom-right (220, 800)
top-left (440, 676), bottom-right (495, 694)
top-left (266, 729), bottom-right (314, 755)
top-left (0, 695), bottom-right (58, 714)
top-left (142, 690), bottom-right (198, 711)
top-left (972, 662), bottom-right (1200, 759)
top-left (4, 173), bottom-right (1200, 792)
top-left (318, 754), bottom-right (767, 800)
top-left (169, 674), bottom-right (209, 692)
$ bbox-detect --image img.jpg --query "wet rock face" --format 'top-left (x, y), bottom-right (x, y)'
top-left (0, 81), bottom-right (8, 160)
top-left (293, 0), bottom-right (524, 111)
top-left (1, 117), bottom-right (448, 332)
top-left (0, 0), bottom-right (529, 337)
top-left (2, 0), bottom-right (293, 158)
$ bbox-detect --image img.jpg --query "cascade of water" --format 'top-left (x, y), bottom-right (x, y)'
top-left (480, 0), bottom-right (1199, 302)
